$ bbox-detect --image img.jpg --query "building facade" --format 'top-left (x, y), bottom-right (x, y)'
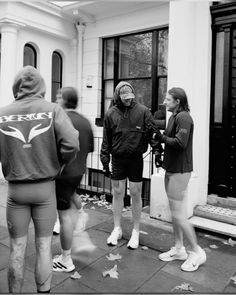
top-left (0, 1), bottom-right (235, 222)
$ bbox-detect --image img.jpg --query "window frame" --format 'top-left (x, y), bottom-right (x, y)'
top-left (23, 43), bottom-right (37, 68)
top-left (100, 27), bottom-right (168, 122)
top-left (51, 51), bottom-right (63, 102)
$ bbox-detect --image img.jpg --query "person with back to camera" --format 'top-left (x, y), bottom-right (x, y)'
top-left (0, 66), bottom-right (79, 293)
top-left (155, 87), bottom-right (206, 272)
top-left (52, 86), bottom-right (94, 273)
top-left (100, 81), bottom-right (163, 249)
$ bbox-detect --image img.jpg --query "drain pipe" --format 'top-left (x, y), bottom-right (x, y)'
top-left (76, 23), bottom-right (85, 112)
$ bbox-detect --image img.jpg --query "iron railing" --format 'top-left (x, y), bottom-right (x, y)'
top-left (79, 136), bottom-right (156, 206)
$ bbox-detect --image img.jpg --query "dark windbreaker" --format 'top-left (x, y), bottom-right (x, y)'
top-left (100, 81), bottom-right (162, 167)
top-left (0, 66), bottom-right (79, 182)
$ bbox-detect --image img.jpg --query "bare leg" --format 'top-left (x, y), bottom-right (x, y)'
top-left (72, 193), bottom-right (82, 210)
top-left (111, 179), bottom-right (126, 228)
top-left (58, 209), bottom-right (74, 250)
top-left (8, 235), bottom-right (27, 293)
top-left (35, 236), bottom-right (53, 292)
top-left (129, 181), bottom-right (142, 231)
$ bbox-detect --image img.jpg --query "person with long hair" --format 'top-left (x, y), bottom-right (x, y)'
top-left (155, 87), bottom-right (206, 272)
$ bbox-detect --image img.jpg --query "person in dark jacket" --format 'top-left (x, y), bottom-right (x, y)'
top-left (0, 66), bottom-right (79, 293)
top-left (52, 87), bottom-right (94, 273)
top-left (100, 81), bottom-right (162, 249)
top-left (155, 87), bottom-right (206, 272)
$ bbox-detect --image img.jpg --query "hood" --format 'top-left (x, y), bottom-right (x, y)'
top-left (12, 66), bottom-right (46, 100)
top-left (113, 81), bottom-right (135, 108)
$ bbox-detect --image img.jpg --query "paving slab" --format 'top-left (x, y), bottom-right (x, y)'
top-left (161, 247), bottom-right (236, 292)
top-left (0, 267), bottom-right (36, 293)
top-left (75, 243), bottom-right (165, 293)
top-left (85, 208), bottom-right (113, 230)
top-left (136, 269), bottom-right (215, 293)
top-left (95, 215), bottom-right (174, 252)
top-left (51, 277), bottom-right (97, 293)
top-left (0, 243), bottom-right (9, 271)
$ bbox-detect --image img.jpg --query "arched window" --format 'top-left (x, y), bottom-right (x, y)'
top-left (51, 51), bottom-right (63, 102)
top-left (23, 44), bottom-right (37, 67)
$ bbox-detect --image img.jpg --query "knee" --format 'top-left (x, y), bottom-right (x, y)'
top-left (58, 210), bottom-right (71, 224)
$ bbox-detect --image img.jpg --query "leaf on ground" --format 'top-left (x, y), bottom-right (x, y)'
top-left (106, 253), bottom-right (122, 261)
top-left (70, 271), bottom-right (82, 280)
top-left (102, 264), bottom-right (119, 279)
top-left (204, 247), bottom-right (212, 253)
top-left (230, 275), bottom-right (236, 285)
top-left (209, 244), bottom-right (218, 249)
top-left (139, 230), bottom-right (148, 235)
top-left (171, 282), bottom-right (194, 292)
top-left (90, 206), bottom-right (95, 210)
top-left (141, 246), bottom-right (149, 250)
top-left (223, 238), bottom-right (236, 246)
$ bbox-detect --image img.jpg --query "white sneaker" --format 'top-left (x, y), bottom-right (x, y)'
top-left (181, 247), bottom-right (206, 272)
top-left (107, 227), bottom-right (122, 246)
top-left (53, 217), bottom-right (60, 235)
top-left (158, 246), bottom-right (188, 262)
top-left (127, 229), bottom-right (139, 250)
top-left (53, 255), bottom-right (75, 272)
top-left (74, 210), bottom-right (88, 234)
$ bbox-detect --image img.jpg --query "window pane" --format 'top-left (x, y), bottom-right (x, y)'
top-left (24, 44), bottom-right (36, 67)
top-left (52, 53), bottom-right (62, 81)
top-left (119, 33), bottom-right (152, 79)
top-left (158, 77), bottom-right (167, 106)
top-left (104, 80), bottom-right (114, 112)
top-left (214, 31), bottom-right (224, 123)
top-left (158, 29), bottom-right (168, 76)
top-left (126, 79), bottom-right (152, 109)
top-left (104, 39), bottom-right (114, 79)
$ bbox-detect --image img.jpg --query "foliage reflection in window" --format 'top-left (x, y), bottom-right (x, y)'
top-left (102, 28), bottom-right (168, 118)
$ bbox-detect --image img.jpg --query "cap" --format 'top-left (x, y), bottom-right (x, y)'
top-left (119, 85), bottom-right (135, 100)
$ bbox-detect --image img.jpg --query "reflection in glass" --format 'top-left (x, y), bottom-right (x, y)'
top-left (24, 44), bottom-right (37, 67)
top-left (119, 33), bottom-right (152, 79)
top-left (104, 80), bottom-right (114, 112)
top-left (51, 51), bottom-right (62, 102)
top-left (214, 31), bottom-right (224, 123)
top-left (104, 39), bottom-right (114, 79)
top-left (158, 77), bottom-right (167, 106)
top-left (126, 79), bottom-right (152, 109)
top-left (158, 30), bottom-right (168, 76)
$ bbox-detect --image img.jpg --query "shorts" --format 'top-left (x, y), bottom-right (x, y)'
top-left (7, 180), bottom-right (57, 238)
top-left (164, 172), bottom-right (191, 201)
top-left (111, 155), bottom-right (143, 182)
top-left (55, 176), bottom-right (82, 210)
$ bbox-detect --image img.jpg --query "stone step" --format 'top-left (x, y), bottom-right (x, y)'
top-left (189, 216), bottom-right (236, 238)
top-left (194, 204), bottom-right (236, 225)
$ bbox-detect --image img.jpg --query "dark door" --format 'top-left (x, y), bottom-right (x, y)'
top-left (209, 25), bottom-right (236, 198)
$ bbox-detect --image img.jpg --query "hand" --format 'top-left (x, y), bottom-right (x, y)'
top-left (103, 166), bottom-right (111, 177)
top-left (154, 129), bottom-right (164, 141)
top-left (155, 153), bottom-right (163, 168)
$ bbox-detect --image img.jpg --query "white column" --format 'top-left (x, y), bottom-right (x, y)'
top-left (0, 23), bottom-right (20, 107)
top-left (150, 1), bottom-right (212, 221)
top-left (76, 24), bottom-right (85, 112)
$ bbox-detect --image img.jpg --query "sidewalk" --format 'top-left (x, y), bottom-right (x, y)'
top-left (0, 182), bottom-right (236, 293)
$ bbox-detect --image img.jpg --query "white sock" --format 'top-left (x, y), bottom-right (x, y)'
top-left (62, 249), bottom-right (71, 261)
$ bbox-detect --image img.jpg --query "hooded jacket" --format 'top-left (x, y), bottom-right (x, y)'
top-left (100, 81), bottom-right (162, 167)
top-left (0, 66), bottom-right (79, 182)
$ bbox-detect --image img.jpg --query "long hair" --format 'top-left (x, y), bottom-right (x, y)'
top-left (60, 87), bottom-right (78, 109)
top-left (168, 87), bottom-right (190, 113)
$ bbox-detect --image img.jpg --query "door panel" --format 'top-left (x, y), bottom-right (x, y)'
top-left (209, 26), bottom-right (236, 198)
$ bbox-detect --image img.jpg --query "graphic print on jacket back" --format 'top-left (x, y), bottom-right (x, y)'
top-left (0, 112), bottom-right (53, 149)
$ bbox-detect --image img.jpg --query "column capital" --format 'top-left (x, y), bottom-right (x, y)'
top-left (75, 23), bottom-right (85, 35)
top-left (0, 18), bottom-right (25, 33)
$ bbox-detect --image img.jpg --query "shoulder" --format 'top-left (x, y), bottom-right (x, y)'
top-left (176, 111), bottom-right (193, 123)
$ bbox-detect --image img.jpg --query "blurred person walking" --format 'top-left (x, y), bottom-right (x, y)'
top-left (52, 87), bottom-right (94, 273)
top-left (100, 81), bottom-right (162, 250)
top-left (155, 87), bottom-right (206, 272)
top-left (0, 66), bottom-right (79, 293)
